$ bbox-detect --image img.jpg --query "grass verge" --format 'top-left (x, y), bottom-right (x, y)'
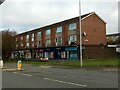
top-left (4, 57), bottom-right (119, 68)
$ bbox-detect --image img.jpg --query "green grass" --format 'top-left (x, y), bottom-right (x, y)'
top-left (4, 58), bottom-right (119, 67)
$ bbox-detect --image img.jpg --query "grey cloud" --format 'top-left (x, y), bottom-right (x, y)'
top-left (0, 0), bottom-right (119, 34)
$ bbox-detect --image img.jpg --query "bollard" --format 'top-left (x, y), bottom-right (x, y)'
top-left (17, 60), bottom-right (22, 70)
top-left (0, 60), bottom-right (3, 69)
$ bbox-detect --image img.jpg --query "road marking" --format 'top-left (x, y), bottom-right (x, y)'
top-left (39, 66), bottom-right (51, 68)
top-left (43, 77), bottom-right (87, 87)
top-left (13, 72), bottom-right (32, 77)
top-left (2, 68), bottom-right (16, 71)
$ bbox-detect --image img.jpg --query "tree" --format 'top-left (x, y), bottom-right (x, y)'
top-left (2, 30), bottom-right (17, 59)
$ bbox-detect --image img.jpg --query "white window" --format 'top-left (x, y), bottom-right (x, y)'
top-left (68, 23), bottom-right (76, 30)
top-left (37, 32), bottom-right (41, 36)
top-left (46, 29), bottom-right (50, 35)
top-left (21, 43), bottom-right (23, 47)
top-left (68, 35), bottom-right (76, 44)
top-left (37, 41), bottom-right (41, 47)
top-left (46, 39), bottom-right (50, 46)
top-left (26, 34), bottom-right (29, 39)
top-left (32, 33), bottom-right (34, 38)
top-left (16, 38), bottom-right (18, 41)
top-left (32, 41), bottom-right (34, 47)
top-left (56, 37), bottom-right (62, 46)
top-left (21, 36), bottom-right (23, 40)
top-left (26, 42), bottom-right (29, 48)
top-left (56, 26), bottom-right (62, 33)
top-left (16, 44), bottom-right (18, 48)
top-left (32, 33), bottom-right (34, 41)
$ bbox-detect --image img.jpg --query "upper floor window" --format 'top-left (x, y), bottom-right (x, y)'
top-left (37, 32), bottom-right (41, 36)
top-left (32, 33), bottom-right (34, 41)
top-left (32, 33), bottom-right (34, 38)
top-left (56, 26), bottom-right (62, 33)
top-left (16, 38), bottom-right (18, 41)
top-left (68, 23), bottom-right (76, 30)
top-left (26, 34), bottom-right (29, 39)
top-left (21, 36), bottom-right (23, 40)
top-left (46, 29), bottom-right (50, 35)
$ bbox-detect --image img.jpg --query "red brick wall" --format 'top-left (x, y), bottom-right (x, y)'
top-left (51, 26), bottom-right (56, 46)
top-left (15, 13), bottom-right (106, 50)
top-left (81, 13), bottom-right (106, 45)
top-left (41, 29), bottom-right (45, 47)
top-left (83, 46), bottom-right (116, 59)
top-left (62, 21), bottom-right (68, 45)
top-left (34, 32), bottom-right (37, 48)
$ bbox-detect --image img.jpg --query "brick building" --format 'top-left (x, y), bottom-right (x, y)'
top-left (13, 12), bottom-right (114, 60)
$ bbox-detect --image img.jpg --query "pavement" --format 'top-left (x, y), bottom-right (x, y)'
top-left (2, 63), bottom-right (119, 88)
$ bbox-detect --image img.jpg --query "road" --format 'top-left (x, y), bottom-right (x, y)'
top-left (2, 63), bottom-right (118, 88)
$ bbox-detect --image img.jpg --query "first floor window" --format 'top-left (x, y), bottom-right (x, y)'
top-left (37, 41), bottom-right (41, 47)
top-left (26, 42), bottom-right (29, 48)
top-left (21, 43), bottom-right (23, 47)
top-left (32, 41), bottom-right (34, 47)
top-left (68, 35), bottom-right (76, 45)
top-left (56, 37), bottom-right (62, 46)
top-left (46, 39), bottom-right (50, 47)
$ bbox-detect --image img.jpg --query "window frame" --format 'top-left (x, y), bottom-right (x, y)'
top-left (68, 23), bottom-right (77, 30)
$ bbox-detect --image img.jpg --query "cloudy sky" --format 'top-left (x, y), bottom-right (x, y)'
top-left (0, 0), bottom-right (119, 34)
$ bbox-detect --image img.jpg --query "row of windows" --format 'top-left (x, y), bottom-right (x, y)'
top-left (17, 35), bottom-right (77, 48)
top-left (16, 23), bottom-right (77, 42)
top-left (16, 23), bottom-right (77, 48)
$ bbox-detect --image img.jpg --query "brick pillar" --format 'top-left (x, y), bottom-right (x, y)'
top-left (51, 26), bottom-right (56, 46)
top-left (41, 29), bottom-right (45, 47)
top-left (62, 21), bottom-right (68, 45)
top-left (34, 32), bottom-right (37, 48)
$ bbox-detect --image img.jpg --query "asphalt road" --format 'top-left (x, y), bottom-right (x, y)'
top-left (2, 63), bottom-right (118, 88)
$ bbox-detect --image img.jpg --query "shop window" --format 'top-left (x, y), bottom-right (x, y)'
top-left (61, 52), bottom-right (66, 58)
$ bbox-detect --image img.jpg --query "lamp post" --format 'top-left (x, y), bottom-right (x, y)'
top-left (79, 0), bottom-right (83, 68)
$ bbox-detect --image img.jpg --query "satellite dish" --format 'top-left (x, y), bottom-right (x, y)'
top-left (0, 0), bottom-right (5, 5)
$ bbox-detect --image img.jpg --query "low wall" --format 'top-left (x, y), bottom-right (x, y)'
top-left (83, 46), bottom-right (116, 59)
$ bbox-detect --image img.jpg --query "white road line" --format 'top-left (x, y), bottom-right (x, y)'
top-left (23, 74), bottom-right (32, 77)
top-left (43, 77), bottom-right (87, 87)
top-left (13, 72), bottom-right (32, 77)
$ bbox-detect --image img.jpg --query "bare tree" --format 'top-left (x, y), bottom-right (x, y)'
top-left (2, 30), bottom-right (17, 59)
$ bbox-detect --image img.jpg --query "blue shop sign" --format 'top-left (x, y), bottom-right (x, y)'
top-left (65, 47), bottom-right (77, 51)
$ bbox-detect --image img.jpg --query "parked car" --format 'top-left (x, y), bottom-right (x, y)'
top-left (40, 58), bottom-right (49, 62)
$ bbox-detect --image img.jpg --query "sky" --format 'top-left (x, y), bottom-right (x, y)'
top-left (0, 0), bottom-right (119, 34)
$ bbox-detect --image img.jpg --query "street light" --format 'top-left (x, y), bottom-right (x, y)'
top-left (79, 0), bottom-right (83, 68)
